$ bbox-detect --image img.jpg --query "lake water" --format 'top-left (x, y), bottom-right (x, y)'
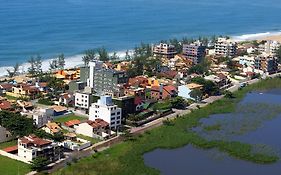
top-left (1, 0), bottom-right (281, 75)
top-left (144, 89), bottom-right (281, 175)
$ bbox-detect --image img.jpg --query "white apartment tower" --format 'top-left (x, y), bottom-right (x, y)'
top-left (215, 37), bottom-right (237, 57)
top-left (89, 96), bottom-right (121, 130)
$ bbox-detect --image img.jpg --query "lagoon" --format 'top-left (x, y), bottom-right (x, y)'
top-left (144, 90), bottom-right (281, 175)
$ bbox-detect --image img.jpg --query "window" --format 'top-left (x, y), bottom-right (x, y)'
top-left (111, 113), bottom-right (115, 116)
top-left (116, 121), bottom-right (120, 124)
top-left (117, 112), bottom-right (120, 115)
top-left (6, 134), bottom-right (9, 138)
top-left (117, 116), bottom-right (120, 120)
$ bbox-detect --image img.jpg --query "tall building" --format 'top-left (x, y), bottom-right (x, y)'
top-left (215, 38), bottom-right (237, 57)
top-left (153, 43), bottom-right (177, 59)
top-left (89, 96), bottom-right (122, 130)
top-left (259, 40), bottom-right (280, 55)
top-left (254, 54), bottom-right (278, 74)
top-left (87, 61), bottom-right (104, 88)
top-left (183, 41), bottom-right (206, 64)
top-left (93, 69), bottom-right (128, 97)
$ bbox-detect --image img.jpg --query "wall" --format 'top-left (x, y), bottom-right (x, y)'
top-left (0, 150), bottom-right (30, 164)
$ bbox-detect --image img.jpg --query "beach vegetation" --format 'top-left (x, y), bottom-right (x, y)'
top-left (82, 49), bottom-right (96, 66)
top-left (97, 47), bottom-right (109, 62)
top-left (6, 63), bottom-right (20, 78)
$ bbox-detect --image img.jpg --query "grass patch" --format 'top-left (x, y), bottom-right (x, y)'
top-left (0, 140), bottom-right (17, 149)
top-left (0, 155), bottom-right (30, 175)
top-left (38, 98), bottom-right (54, 106)
top-left (52, 78), bottom-right (281, 175)
top-left (54, 114), bottom-right (85, 123)
top-left (77, 134), bottom-right (100, 144)
top-left (203, 124), bottom-right (221, 131)
top-left (4, 94), bottom-right (18, 100)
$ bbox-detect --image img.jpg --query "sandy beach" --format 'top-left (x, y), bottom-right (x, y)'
top-left (259, 34), bottom-right (281, 42)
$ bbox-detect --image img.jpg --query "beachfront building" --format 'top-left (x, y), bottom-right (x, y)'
top-left (18, 135), bottom-right (62, 162)
top-left (215, 38), bottom-right (237, 57)
top-left (254, 54), bottom-right (278, 74)
top-left (92, 69), bottom-right (128, 97)
top-left (89, 96), bottom-right (122, 130)
top-left (153, 43), bottom-right (177, 59)
top-left (0, 126), bottom-right (13, 143)
top-left (183, 41), bottom-right (206, 64)
top-left (258, 40), bottom-right (280, 55)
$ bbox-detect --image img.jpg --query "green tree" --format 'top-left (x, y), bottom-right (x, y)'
top-left (30, 156), bottom-right (49, 171)
top-left (58, 53), bottom-right (65, 69)
top-left (0, 111), bottom-right (34, 137)
top-left (82, 49), bottom-right (96, 66)
top-left (124, 50), bottom-right (131, 60)
top-left (6, 63), bottom-right (20, 78)
top-left (28, 56), bottom-right (37, 76)
top-left (35, 55), bottom-right (43, 75)
top-left (189, 89), bottom-right (203, 102)
top-left (49, 59), bottom-right (58, 71)
top-left (97, 47), bottom-right (109, 62)
top-left (170, 96), bottom-right (187, 109)
top-left (110, 52), bottom-right (119, 61)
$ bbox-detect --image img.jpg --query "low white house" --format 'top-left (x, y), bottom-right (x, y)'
top-left (76, 119), bottom-right (110, 139)
top-left (178, 83), bottom-right (203, 100)
top-left (0, 126), bottom-right (13, 143)
top-left (89, 96), bottom-right (122, 130)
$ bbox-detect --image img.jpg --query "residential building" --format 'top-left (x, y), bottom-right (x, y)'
top-left (52, 105), bottom-right (68, 116)
top-left (93, 69), bottom-right (128, 97)
top-left (18, 135), bottom-right (62, 162)
top-left (237, 55), bottom-right (255, 68)
top-left (75, 91), bottom-right (92, 113)
top-left (178, 83), bottom-right (203, 100)
top-left (0, 100), bottom-right (12, 111)
top-left (259, 40), bottom-right (280, 55)
top-left (32, 108), bottom-right (54, 128)
top-left (68, 81), bottom-right (86, 93)
top-left (150, 84), bottom-right (177, 100)
top-left (64, 119), bottom-right (81, 129)
top-left (59, 93), bottom-right (74, 106)
top-left (0, 126), bottom-right (13, 143)
top-left (11, 84), bottom-right (39, 99)
top-left (204, 74), bottom-right (229, 88)
top-left (254, 54), bottom-right (278, 74)
top-left (87, 61), bottom-right (104, 88)
top-left (55, 69), bottom-right (80, 81)
top-left (215, 38), bottom-right (237, 57)
top-left (89, 96), bottom-right (122, 130)
top-left (41, 121), bottom-right (62, 135)
top-left (0, 83), bottom-right (13, 94)
top-left (153, 43), bottom-right (177, 59)
top-left (76, 119), bottom-right (110, 139)
top-left (183, 41), bottom-right (206, 64)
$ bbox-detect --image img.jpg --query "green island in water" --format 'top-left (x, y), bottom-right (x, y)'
top-left (51, 77), bottom-right (281, 175)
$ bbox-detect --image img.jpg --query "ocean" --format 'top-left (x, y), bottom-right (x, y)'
top-left (0, 0), bottom-right (281, 76)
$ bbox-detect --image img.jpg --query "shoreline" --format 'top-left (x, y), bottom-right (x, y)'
top-left (1, 30), bottom-right (281, 78)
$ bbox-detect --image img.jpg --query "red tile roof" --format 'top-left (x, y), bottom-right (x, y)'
top-left (87, 119), bottom-right (109, 129)
top-left (64, 119), bottom-right (81, 127)
top-left (134, 96), bottom-right (143, 105)
top-left (19, 135), bottom-right (52, 147)
top-left (0, 83), bottom-right (13, 90)
top-left (2, 145), bottom-right (18, 153)
top-left (0, 100), bottom-right (12, 110)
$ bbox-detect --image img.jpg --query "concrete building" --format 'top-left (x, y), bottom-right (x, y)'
top-left (0, 126), bottom-right (13, 143)
top-left (215, 38), bottom-right (237, 57)
top-left (87, 61), bottom-right (104, 88)
top-left (74, 91), bottom-right (93, 113)
top-left (259, 40), bottom-right (280, 55)
top-left (32, 108), bottom-right (54, 128)
top-left (89, 96), bottom-right (122, 130)
top-left (238, 55), bottom-right (255, 68)
top-left (18, 135), bottom-right (62, 162)
top-left (254, 54), bottom-right (278, 74)
top-left (153, 43), bottom-right (177, 59)
top-left (183, 41), bottom-right (206, 64)
top-left (76, 119), bottom-right (110, 139)
top-left (93, 69), bottom-right (128, 97)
